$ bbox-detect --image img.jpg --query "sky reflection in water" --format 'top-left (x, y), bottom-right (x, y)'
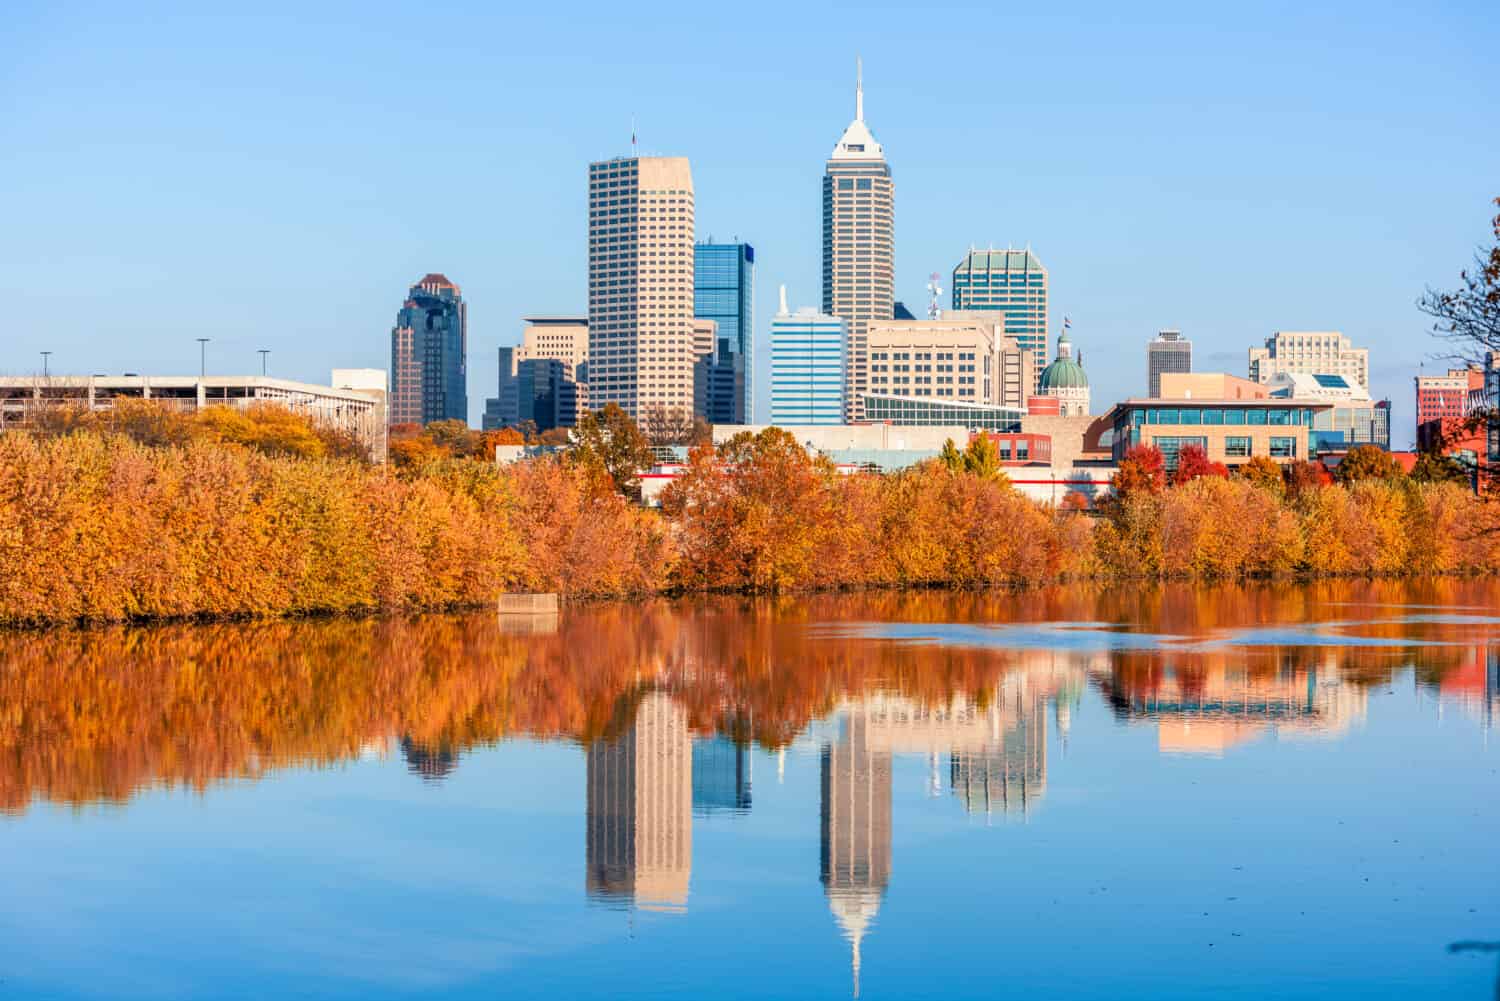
top-left (1, 580), bottom-right (1497, 999)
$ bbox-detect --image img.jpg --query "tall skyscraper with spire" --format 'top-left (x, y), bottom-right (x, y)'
top-left (823, 60), bottom-right (894, 422)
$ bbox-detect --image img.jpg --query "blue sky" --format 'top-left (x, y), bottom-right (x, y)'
top-left (3, 1), bottom-right (1496, 443)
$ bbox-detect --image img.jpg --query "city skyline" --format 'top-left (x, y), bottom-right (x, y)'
top-left (3, 2), bottom-right (1496, 445)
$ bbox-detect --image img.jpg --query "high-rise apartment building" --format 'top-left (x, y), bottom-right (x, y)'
top-left (1147, 329), bottom-right (1192, 398)
top-left (694, 242), bottom-right (754, 422)
top-left (1248, 331), bottom-right (1369, 391)
top-left (586, 692), bottom-right (692, 912)
top-left (771, 287), bottom-right (846, 426)
top-left (823, 64), bottom-right (894, 422)
top-left (950, 248), bottom-right (1049, 390)
top-left (588, 156), bottom-right (696, 418)
top-left (389, 273), bottom-right (467, 426)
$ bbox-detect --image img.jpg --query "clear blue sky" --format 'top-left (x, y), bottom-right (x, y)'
top-left (3, 1), bottom-right (1496, 443)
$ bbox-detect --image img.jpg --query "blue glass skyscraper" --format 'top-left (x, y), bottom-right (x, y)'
top-left (694, 242), bottom-right (754, 423)
top-left (390, 273), bottom-right (467, 426)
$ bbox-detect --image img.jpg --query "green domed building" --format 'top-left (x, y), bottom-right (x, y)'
top-left (1037, 328), bottom-right (1090, 416)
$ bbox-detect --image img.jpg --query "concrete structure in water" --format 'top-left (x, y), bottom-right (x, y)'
top-left (823, 60), bottom-right (895, 422)
top-left (588, 156), bottom-right (697, 418)
top-left (1147, 329), bottom-right (1192, 398)
top-left (0, 372), bottom-right (390, 462)
top-left (1248, 330), bottom-right (1369, 392)
top-left (389, 273), bottom-right (466, 426)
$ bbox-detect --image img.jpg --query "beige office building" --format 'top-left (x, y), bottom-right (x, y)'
top-left (588, 156), bottom-right (697, 418)
top-left (824, 64), bottom-right (894, 422)
top-left (517, 315), bottom-right (589, 371)
top-left (866, 312), bottom-right (1033, 410)
top-left (1249, 331), bottom-right (1369, 391)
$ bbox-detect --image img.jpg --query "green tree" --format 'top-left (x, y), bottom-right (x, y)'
top-left (1337, 445), bottom-right (1404, 483)
top-left (1411, 450), bottom-right (1471, 486)
top-left (938, 439), bottom-right (965, 473)
top-left (961, 435), bottom-right (1010, 484)
top-left (570, 403), bottom-right (653, 498)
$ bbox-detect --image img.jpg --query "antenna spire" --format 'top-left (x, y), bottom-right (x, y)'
top-left (855, 56), bottom-right (864, 122)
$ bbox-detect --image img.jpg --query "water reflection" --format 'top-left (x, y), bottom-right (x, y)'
top-left (2, 579), bottom-right (1498, 816)
top-left (1, 580), bottom-right (1497, 999)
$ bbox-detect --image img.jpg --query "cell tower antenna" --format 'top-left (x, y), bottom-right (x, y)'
top-left (927, 272), bottom-right (943, 320)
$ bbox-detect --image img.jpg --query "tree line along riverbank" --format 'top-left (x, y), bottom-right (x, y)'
top-left (2, 402), bottom-right (1498, 627)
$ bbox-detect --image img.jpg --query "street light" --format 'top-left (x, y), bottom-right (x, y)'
top-left (40, 351), bottom-right (51, 378)
top-left (196, 338), bottom-right (210, 379)
top-left (258, 349), bottom-right (270, 377)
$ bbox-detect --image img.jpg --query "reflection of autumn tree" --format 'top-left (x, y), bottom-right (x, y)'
top-left (4, 580), bottom-right (1497, 814)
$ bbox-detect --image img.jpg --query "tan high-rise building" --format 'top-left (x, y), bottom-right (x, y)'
top-left (1248, 330), bottom-right (1369, 391)
top-left (588, 156), bottom-right (697, 418)
top-left (823, 62), bottom-right (894, 422)
top-left (517, 316), bottom-right (589, 372)
top-left (865, 312), bottom-right (1033, 411)
top-left (586, 692), bottom-right (692, 912)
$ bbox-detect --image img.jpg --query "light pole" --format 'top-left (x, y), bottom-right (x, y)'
top-left (258, 349), bottom-right (270, 376)
top-left (40, 351), bottom-right (51, 378)
top-left (196, 338), bottom-right (210, 379)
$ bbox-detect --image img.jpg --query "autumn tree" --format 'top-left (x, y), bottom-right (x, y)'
top-left (1171, 443), bottom-right (1229, 485)
top-left (640, 404), bottom-right (710, 447)
top-left (1337, 445), bottom-right (1405, 483)
top-left (570, 403), bottom-right (653, 498)
top-left (1282, 460), bottom-right (1330, 500)
top-left (1112, 444), bottom-right (1166, 497)
top-left (1237, 455), bottom-right (1285, 494)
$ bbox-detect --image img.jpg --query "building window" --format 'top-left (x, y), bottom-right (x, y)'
top-left (1225, 437), bottom-right (1251, 458)
top-left (1269, 436), bottom-right (1297, 458)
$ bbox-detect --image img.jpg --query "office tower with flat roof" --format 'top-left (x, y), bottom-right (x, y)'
top-left (694, 242), bottom-right (754, 422)
top-left (951, 248), bottom-right (1048, 389)
top-left (771, 287), bottom-right (846, 426)
top-left (586, 692), bottom-right (693, 912)
top-left (864, 311), bottom-right (1033, 411)
top-left (1248, 331), bottom-right (1369, 391)
top-left (588, 156), bottom-right (696, 418)
top-left (824, 62), bottom-right (894, 422)
top-left (518, 315), bottom-right (589, 377)
top-left (389, 273), bottom-right (467, 426)
top-left (1415, 365), bottom-right (1486, 427)
top-left (1147, 329), bottom-right (1192, 398)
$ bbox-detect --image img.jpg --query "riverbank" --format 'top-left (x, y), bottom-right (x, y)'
top-left (2, 429), bottom-right (1498, 627)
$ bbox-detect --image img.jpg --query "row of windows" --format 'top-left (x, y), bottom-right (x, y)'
top-left (1132, 407), bottom-right (1316, 427)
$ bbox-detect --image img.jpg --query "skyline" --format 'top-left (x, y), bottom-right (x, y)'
top-left (3, 2), bottom-right (1497, 443)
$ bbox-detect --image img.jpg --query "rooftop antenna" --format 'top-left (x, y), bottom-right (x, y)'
top-left (926, 272), bottom-right (943, 320)
top-left (631, 114), bottom-right (637, 157)
top-left (855, 56), bottom-right (863, 122)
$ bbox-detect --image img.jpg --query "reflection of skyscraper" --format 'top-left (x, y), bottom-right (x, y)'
top-left (691, 736), bottom-right (752, 815)
top-left (400, 736), bottom-right (458, 783)
top-left (949, 689), bottom-right (1047, 818)
top-left (585, 692), bottom-right (692, 911)
top-left (821, 708), bottom-right (892, 997)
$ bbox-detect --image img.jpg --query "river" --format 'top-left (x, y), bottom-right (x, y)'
top-left (1, 580), bottom-right (1497, 999)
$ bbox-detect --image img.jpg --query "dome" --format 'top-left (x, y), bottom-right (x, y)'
top-left (1039, 356), bottom-right (1088, 390)
top-left (1038, 328), bottom-right (1089, 391)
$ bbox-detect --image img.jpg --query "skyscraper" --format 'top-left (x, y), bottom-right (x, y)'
top-left (1147, 329), bottom-right (1192, 397)
top-left (588, 156), bottom-right (697, 419)
top-left (389, 273), bottom-right (467, 426)
top-left (771, 286), bottom-right (846, 426)
top-left (694, 242), bottom-right (754, 422)
top-left (586, 692), bottom-right (693, 912)
top-left (824, 61), bottom-right (894, 422)
top-left (951, 248), bottom-right (1049, 390)
top-left (1248, 331), bottom-right (1369, 390)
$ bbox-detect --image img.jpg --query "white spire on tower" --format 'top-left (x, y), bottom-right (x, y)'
top-left (778, 283), bottom-right (789, 315)
top-left (855, 56), bottom-right (863, 122)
